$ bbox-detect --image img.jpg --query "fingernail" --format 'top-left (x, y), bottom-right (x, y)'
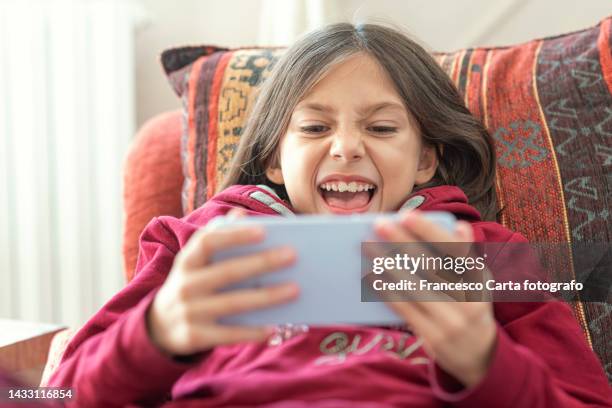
top-left (375, 218), bottom-right (390, 227)
top-left (279, 247), bottom-right (296, 261)
top-left (401, 211), bottom-right (420, 226)
top-left (455, 221), bottom-right (472, 238)
top-left (403, 209), bottom-right (418, 218)
top-left (399, 208), bottom-right (413, 218)
top-left (283, 282), bottom-right (299, 296)
top-left (375, 219), bottom-right (393, 234)
top-left (249, 227), bottom-right (265, 238)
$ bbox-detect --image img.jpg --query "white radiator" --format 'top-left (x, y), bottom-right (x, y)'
top-left (0, 0), bottom-right (143, 327)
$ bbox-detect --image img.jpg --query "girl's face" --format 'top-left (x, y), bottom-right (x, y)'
top-left (266, 52), bottom-right (438, 214)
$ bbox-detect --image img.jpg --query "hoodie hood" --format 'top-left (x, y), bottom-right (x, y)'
top-left (402, 185), bottom-right (482, 222)
top-left (201, 184), bottom-right (482, 223)
top-left (181, 183), bottom-right (512, 244)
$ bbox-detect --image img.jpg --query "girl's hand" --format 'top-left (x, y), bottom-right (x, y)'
top-left (147, 208), bottom-right (299, 356)
top-left (374, 210), bottom-right (496, 388)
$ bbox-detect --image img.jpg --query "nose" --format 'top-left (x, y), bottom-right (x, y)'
top-left (329, 129), bottom-right (365, 162)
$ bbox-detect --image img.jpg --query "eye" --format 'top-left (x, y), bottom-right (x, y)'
top-left (300, 125), bottom-right (330, 134)
top-left (368, 126), bottom-right (398, 135)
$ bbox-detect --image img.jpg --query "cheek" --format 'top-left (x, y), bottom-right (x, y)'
top-left (283, 134), bottom-right (326, 163)
top-left (371, 139), bottom-right (421, 202)
top-left (279, 137), bottom-right (322, 195)
top-left (372, 138), bottom-right (420, 178)
top-left (279, 139), bottom-right (323, 213)
top-left (381, 160), bottom-right (418, 193)
top-left (281, 139), bottom-right (310, 174)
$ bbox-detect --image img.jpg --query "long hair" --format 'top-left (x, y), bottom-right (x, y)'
top-left (220, 23), bottom-right (498, 221)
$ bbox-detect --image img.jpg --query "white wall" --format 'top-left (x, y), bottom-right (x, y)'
top-left (334, 0), bottom-right (612, 50)
top-left (135, 0), bottom-right (611, 128)
top-left (135, 0), bottom-right (263, 127)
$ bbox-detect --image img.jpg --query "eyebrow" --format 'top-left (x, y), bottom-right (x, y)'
top-left (295, 101), bottom-right (406, 116)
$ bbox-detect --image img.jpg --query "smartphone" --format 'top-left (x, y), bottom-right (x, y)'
top-left (211, 212), bottom-right (456, 325)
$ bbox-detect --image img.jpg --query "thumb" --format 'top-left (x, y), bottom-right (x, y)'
top-left (227, 207), bottom-right (247, 220)
top-left (455, 221), bottom-right (474, 242)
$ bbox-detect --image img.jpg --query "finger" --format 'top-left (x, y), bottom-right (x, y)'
top-left (374, 218), bottom-right (436, 258)
top-left (227, 207), bottom-right (248, 220)
top-left (188, 324), bottom-right (273, 349)
top-left (361, 239), bottom-right (384, 261)
top-left (373, 219), bottom-right (441, 273)
top-left (418, 302), bottom-right (493, 333)
top-left (399, 210), bottom-right (454, 241)
top-left (190, 282), bottom-right (299, 319)
top-left (386, 301), bottom-right (441, 341)
top-left (374, 217), bottom-right (416, 243)
top-left (388, 300), bottom-right (462, 329)
top-left (362, 239), bottom-right (408, 282)
top-left (400, 211), bottom-right (472, 258)
top-left (201, 325), bottom-right (274, 347)
top-left (187, 246), bottom-right (296, 294)
top-left (372, 221), bottom-right (477, 301)
top-left (178, 225), bottom-right (265, 270)
top-left (455, 221), bottom-right (474, 242)
top-left (384, 265), bottom-right (460, 302)
top-left (369, 221), bottom-right (451, 300)
top-left (362, 239), bottom-right (407, 266)
top-left (462, 265), bottom-right (494, 301)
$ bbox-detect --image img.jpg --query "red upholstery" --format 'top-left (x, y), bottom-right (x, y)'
top-left (122, 110), bottom-right (184, 282)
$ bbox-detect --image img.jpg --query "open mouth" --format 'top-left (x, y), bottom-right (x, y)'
top-left (318, 181), bottom-right (377, 213)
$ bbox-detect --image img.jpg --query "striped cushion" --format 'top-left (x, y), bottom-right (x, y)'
top-left (162, 17), bottom-right (612, 380)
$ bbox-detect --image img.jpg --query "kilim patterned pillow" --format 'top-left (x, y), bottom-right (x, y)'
top-left (162, 17), bottom-right (612, 379)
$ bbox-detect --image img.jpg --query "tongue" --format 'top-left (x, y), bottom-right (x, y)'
top-left (322, 190), bottom-right (370, 209)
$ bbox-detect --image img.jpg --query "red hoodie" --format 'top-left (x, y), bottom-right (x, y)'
top-left (49, 185), bottom-right (612, 407)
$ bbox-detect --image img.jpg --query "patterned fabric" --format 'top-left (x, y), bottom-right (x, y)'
top-left (162, 17), bottom-right (612, 379)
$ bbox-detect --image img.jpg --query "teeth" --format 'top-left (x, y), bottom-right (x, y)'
top-left (319, 181), bottom-right (376, 192)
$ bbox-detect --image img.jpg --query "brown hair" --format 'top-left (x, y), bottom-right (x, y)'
top-left (221, 23), bottom-right (498, 221)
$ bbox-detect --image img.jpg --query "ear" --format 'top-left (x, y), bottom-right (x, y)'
top-left (265, 164), bottom-right (284, 185)
top-left (414, 144), bottom-right (438, 185)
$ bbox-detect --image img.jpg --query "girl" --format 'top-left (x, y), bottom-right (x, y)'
top-left (49, 23), bottom-right (611, 407)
